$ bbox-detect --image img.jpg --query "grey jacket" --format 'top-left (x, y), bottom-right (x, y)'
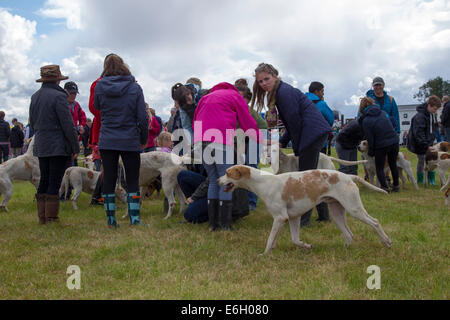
top-left (29, 82), bottom-right (80, 157)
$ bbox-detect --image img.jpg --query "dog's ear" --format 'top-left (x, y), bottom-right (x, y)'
top-left (441, 153), bottom-right (450, 160)
top-left (426, 151), bottom-right (438, 162)
top-left (226, 167), bottom-right (242, 180)
top-left (441, 142), bottom-right (450, 152)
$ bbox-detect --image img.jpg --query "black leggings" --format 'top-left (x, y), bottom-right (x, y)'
top-left (38, 156), bottom-right (69, 195)
top-left (100, 150), bottom-right (140, 194)
top-left (374, 144), bottom-right (399, 189)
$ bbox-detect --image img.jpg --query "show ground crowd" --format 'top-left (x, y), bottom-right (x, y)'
top-left (3, 55), bottom-right (449, 230)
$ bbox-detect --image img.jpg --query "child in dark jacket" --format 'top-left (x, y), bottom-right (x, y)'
top-left (407, 95), bottom-right (442, 185)
top-left (359, 97), bottom-right (400, 192)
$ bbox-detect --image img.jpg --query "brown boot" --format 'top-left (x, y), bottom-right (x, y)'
top-left (36, 194), bottom-right (47, 225)
top-left (45, 194), bottom-right (60, 223)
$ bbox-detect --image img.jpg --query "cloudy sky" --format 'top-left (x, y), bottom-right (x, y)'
top-left (0, 0), bottom-right (449, 124)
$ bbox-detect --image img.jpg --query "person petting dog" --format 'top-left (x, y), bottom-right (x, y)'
top-left (407, 95), bottom-right (442, 186)
top-left (358, 97), bottom-right (400, 193)
top-left (193, 82), bottom-right (263, 231)
top-left (29, 65), bottom-right (80, 224)
top-left (94, 54), bottom-right (149, 228)
top-left (252, 63), bottom-right (331, 228)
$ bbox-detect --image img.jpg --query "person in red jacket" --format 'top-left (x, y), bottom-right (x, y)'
top-left (143, 104), bottom-right (161, 152)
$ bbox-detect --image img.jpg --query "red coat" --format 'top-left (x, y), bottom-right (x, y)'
top-left (89, 77), bottom-right (102, 146)
top-left (147, 116), bottom-right (161, 149)
top-left (70, 101), bottom-right (87, 129)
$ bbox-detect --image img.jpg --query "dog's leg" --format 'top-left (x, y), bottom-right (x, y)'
top-left (288, 216), bottom-right (312, 249)
top-left (1, 181), bottom-right (12, 212)
top-left (438, 168), bottom-right (446, 186)
top-left (343, 195), bottom-right (392, 248)
top-left (175, 184), bottom-right (186, 215)
top-left (71, 186), bottom-right (82, 211)
top-left (263, 216), bottom-right (286, 254)
top-left (162, 177), bottom-right (177, 220)
top-left (328, 201), bottom-right (353, 247)
top-left (398, 168), bottom-right (406, 189)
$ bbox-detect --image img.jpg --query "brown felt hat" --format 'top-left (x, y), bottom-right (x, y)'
top-left (36, 65), bottom-right (69, 83)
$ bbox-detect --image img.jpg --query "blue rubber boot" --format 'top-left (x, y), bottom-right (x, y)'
top-left (417, 172), bottom-right (424, 186)
top-left (427, 171), bottom-right (436, 186)
top-left (128, 192), bottom-right (146, 226)
top-left (103, 193), bottom-right (118, 229)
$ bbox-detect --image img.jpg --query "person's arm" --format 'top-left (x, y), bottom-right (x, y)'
top-left (279, 130), bottom-right (291, 148)
top-left (190, 178), bottom-right (209, 201)
top-left (78, 105), bottom-right (87, 132)
top-left (54, 94), bottom-right (80, 155)
top-left (391, 98), bottom-right (401, 134)
top-left (136, 86), bottom-right (149, 146)
top-left (234, 94), bottom-right (264, 143)
top-left (89, 78), bottom-right (102, 117)
top-left (320, 101), bottom-right (335, 126)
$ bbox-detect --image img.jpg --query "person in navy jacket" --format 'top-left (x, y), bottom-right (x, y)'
top-left (94, 54), bottom-right (149, 228)
top-left (359, 97), bottom-right (399, 192)
top-left (251, 63), bottom-right (331, 227)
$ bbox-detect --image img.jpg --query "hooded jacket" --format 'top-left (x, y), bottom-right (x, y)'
top-left (0, 119), bottom-right (10, 143)
top-left (29, 82), bottom-right (80, 157)
top-left (336, 120), bottom-right (364, 150)
top-left (442, 100), bottom-right (450, 128)
top-left (94, 75), bottom-right (149, 152)
top-left (276, 81), bottom-right (331, 156)
top-left (359, 105), bottom-right (399, 157)
top-left (366, 89), bottom-right (400, 133)
top-left (193, 82), bottom-right (262, 146)
top-left (407, 103), bottom-right (437, 155)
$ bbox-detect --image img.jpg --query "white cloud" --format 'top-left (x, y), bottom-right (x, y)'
top-left (0, 9), bottom-right (37, 122)
top-left (38, 0), bottom-right (83, 30)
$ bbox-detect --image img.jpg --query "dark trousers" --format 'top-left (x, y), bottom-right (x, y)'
top-left (0, 144), bottom-right (9, 163)
top-left (100, 150), bottom-right (140, 194)
top-left (335, 141), bottom-right (358, 175)
top-left (298, 134), bottom-right (329, 226)
top-left (177, 170), bottom-right (208, 223)
top-left (374, 144), bottom-right (399, 189)
top-left (38, 156), bottom-right (69, 195)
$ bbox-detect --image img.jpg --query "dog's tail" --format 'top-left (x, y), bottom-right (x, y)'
top-left (350, 175), bottom-right (388, 194)
top-left (329, 156), bottom-right (368, 166)
top-left (59, 169), bottom-right (70, 198)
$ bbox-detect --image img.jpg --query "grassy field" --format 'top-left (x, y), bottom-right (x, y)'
top-left (0, 148), bottom-right (448, 300)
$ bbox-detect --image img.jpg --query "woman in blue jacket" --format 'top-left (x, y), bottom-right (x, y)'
top-left (359, 97), bottom-right (399, 193)
top-left (251, 63), bottom-right (331, 227)
top-left (94, 54), bottom-right (149, 228)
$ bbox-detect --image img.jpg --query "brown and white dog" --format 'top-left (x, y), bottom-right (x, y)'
top-left (273, 149), bottom-right (368, 174)
top-left (137, 151), bottom-right (188, 220)
top-left (218, 165), bottom-right (392, 254)
top-left (358, 140), bottom-right (419, 190)
top-left (0, 138), bottom-right (40, 211)
top-left (59, 167), bottom-right (127, 210)
top-left (425, 151), bottom-right (450, 186)
top-left (431, 142), bottom-right (450, 153)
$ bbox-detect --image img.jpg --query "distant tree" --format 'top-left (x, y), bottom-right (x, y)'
top-left (414, 76), bottom-right (450, 102)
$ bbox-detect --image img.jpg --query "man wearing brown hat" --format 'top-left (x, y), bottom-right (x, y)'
top-left (29, 65), bottom-right (80, 225)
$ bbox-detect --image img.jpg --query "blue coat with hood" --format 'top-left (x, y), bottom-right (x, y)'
top-left (366, 89), bottom-right (400, 133)
top-left (277, 81), bottom-right (331, 156)
top-left (94, 75), bottom-right (149, 152)
top-left (359, 105), bottom-right (399, 157)
top-left (407, 103), bottom-right (437, 155)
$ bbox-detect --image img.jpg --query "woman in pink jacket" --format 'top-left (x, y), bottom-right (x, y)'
top-left (193, 82), bottom-right (262, 231)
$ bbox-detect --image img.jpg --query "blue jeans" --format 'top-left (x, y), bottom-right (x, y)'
top-left (177, 170), bottom-right (208, 223)
top-left (202, 144), bottom-right (233, 201)
top-left (445, 127), bottom-right (450, 142)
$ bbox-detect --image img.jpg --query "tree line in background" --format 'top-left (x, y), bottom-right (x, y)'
top-left (414, 76), bottom-right (450, 102)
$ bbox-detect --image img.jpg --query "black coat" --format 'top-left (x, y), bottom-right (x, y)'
top-left (442, 101), bottom-right (450, 128)
top-left (336, 120), bottom-right (364, 150)
top-left (0, 120), bottom-right (10, 143)
top-left (29, 82), bottom-right (80, 157)
top-left (10, 125), bottom-right (24, 148)
top-left (359, 105), bottom-right (399, 157)
top-left (407, 103), bottom-right (436, 155)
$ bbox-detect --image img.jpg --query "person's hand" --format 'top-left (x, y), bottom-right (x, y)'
top-left (186, 197), bottom-right (194, 205)
top-left (79, 126), bottom-right (85, 135)
top-left (72, 154), bottom-right (78, 160)
top-left (141, 145), bottom-right (147, 150)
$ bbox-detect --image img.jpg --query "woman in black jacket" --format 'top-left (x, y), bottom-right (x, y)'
top-left (29, 65), bottom-right (79, 224)
top-left (335, 120), bottom-right (364, 175)
top-left (359, 97), bottom-right (399, 193)
top-left (407, 95), bottom-right (442, 185)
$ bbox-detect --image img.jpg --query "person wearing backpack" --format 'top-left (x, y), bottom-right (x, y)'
top-left (407, 95), bottom-right (442, 186)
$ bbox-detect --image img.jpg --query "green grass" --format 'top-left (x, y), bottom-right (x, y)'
top-left (0, 148), bottom-right (448, 299)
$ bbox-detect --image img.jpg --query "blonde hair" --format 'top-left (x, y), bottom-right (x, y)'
top-left (251, 63), bottom-right (280, 112)
top-left (157, 131), bottom-right (172, 147)
top-left (186, 77), bottom-right (202, 89)
top-left (359, 97), bottom-right (376, 114)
